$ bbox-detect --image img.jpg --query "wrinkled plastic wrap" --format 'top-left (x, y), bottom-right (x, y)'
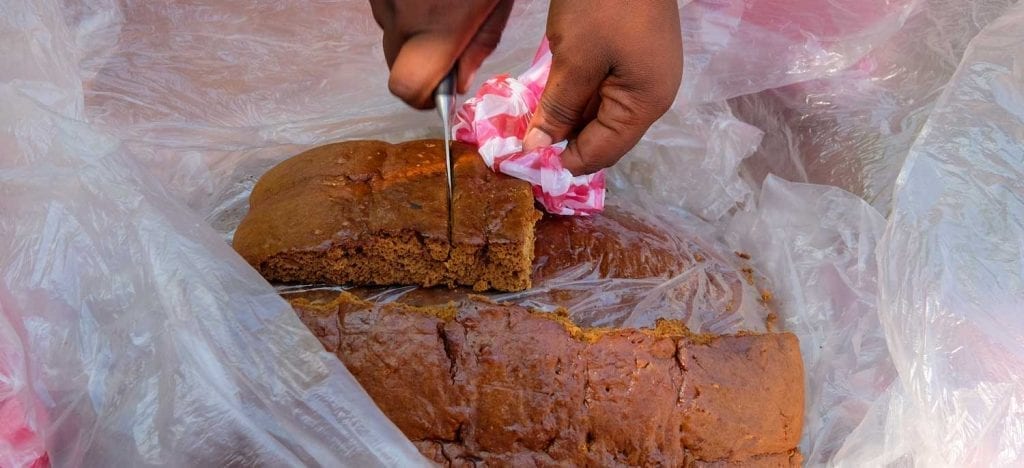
top-left (279, 199), bottom-right (776, 334)
top-left (727, 177), bottom-right (895, 465)
top-left (1, 1), bottom-right (425, 466)
top-left (4, 0), bottom-right (1024, 466)
top-left (843, 4), bottom-right (1024, 464)
top-left (730, 0), bottom-right (1018, 213)
top-left (681, 0), bottom-right (919, 103)
top-left (725, 1), bottom-right (1024, 465)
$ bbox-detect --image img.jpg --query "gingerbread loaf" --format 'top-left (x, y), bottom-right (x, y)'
top-left (239, 139), bottom-right (803, 465)
top-left (291, 293), bottom-right (804, 467)
top-left (281, 206), bottom-right (800, 466)
top-left (234, 140), bottom-right (541, 292)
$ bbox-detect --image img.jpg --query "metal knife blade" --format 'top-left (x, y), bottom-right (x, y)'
top-left (435, 69), bottom-right (457, 245)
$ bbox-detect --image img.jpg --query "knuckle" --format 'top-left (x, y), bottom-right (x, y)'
top-left (598, 93), bottom-right (646, 131)
top-left (465, 35), bottom-right (501, 61)
top-left (368, 2), bottom-right (391, 28)
top-left (580, 158), bottom-right (609, 174)
top-left (546, 30), bottom-right (567, 50)
top-left (649, 71), bottom-right (682, 116)
top-left (540, 95), bottom-right (582, 128)
top-left (570, 144), bottom-right (616, 175)
top-left (610, 86), bottom-right (674, 126)
top-left (577, 152), bottom-right (613, 175)
top-left (610, 61), bottom-right (681, 119)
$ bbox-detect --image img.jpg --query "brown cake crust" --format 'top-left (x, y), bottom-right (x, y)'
top-left (292, 293), bottom-right (804, 467)
top-left (233, 140), bottom-right (541, 291)
top-left (532, 204), bottom-right (697, 280)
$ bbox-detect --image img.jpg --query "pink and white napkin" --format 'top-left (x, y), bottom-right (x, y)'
top-left (453, 39), bottom-right (605, 216)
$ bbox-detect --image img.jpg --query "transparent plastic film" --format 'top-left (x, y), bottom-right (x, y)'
top-left (4, 0), bottom-right (1022, 466)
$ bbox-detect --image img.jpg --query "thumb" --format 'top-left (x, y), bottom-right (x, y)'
top-left (523, 54), bottom-right (603, 152)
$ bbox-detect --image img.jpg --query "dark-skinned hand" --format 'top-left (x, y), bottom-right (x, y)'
top-left (371, 0), bottom-right (683, 175)
top-left (369, 0), bottom-right (514, 108)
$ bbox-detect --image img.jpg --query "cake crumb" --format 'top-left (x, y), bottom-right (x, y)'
top-left (741, 267), bottom-right (755, 285)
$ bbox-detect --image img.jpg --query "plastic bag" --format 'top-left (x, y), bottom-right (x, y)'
top-left (606, 100), bottom-right (764, 222)
top-left (727, 176), bottom-right (896, 465)
top-left (0, 95), bottom-right (426, 466)
top-left (2, 1), bottom-right (424, 466)
top-left (6, 0), bottom-right (1023, 466)
top-left (680, 0), bottom-right (919, 103)
top-left (723, 1), bottom-right (1024, 465)
top-left (277, 198), bottom-right (776, 334)
top-left (729, 0), bottom-right (1018, 213)
top-left (840, 4), bottom-right (1024, 464)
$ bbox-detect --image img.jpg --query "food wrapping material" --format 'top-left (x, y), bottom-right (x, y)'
top-left (3, 0), bottom-right (1024, 466)
top-left (454, 38), bottom-right (605, 216)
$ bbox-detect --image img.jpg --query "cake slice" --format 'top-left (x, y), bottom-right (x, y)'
top-left (233, 140), bottom-right (541, 292)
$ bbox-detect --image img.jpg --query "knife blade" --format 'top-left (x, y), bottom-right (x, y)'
top-left (435, 68), bottom-right (457, 246)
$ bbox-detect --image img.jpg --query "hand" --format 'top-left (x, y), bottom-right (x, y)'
top-left (369, 0), bottom-right (514, 109)
top-left (522, 0), bottom-right (683, 175)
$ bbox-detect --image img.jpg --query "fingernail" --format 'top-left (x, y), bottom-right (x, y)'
top-left (523, 127), bottom-right (552, 151)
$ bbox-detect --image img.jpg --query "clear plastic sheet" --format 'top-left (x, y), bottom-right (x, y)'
top-left (278, 199), bottom-right (776, 334)
top-left (727, 176), bottom-right (896, 465)
top-left (680, 0), bottom-right (920, 103)
top-left (729, 0), bottom-right (1018, 213)
top-left (841, 4), bottom-right (1024, 464)
top-left (4, 0), bottom-right (1024, 466)
top-left (2, 1), bottom-right (424, 466)
top-left (0, 95), bottom-right (425, 465)
top-left (724, 2), bottom-right (1024, 465)
top-left (606, 100), bottom-right (764, 222)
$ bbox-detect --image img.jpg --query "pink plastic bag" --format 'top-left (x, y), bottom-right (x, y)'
top-left (0, 290), bottom-right (49, 468)
top-left (453, 39), bottom-right (605, 216)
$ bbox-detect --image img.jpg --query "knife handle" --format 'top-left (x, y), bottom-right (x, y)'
top-left (435, 68), bottom-right (457, 99)
top-left (435, 68), bottom-right (457, 131)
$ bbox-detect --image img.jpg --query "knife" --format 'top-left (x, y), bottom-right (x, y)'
top-left (435, 68), bottom-right (457, 246)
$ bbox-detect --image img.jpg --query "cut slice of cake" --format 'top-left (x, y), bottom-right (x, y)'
top-left (233, 139), bottom-right (541, 292)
